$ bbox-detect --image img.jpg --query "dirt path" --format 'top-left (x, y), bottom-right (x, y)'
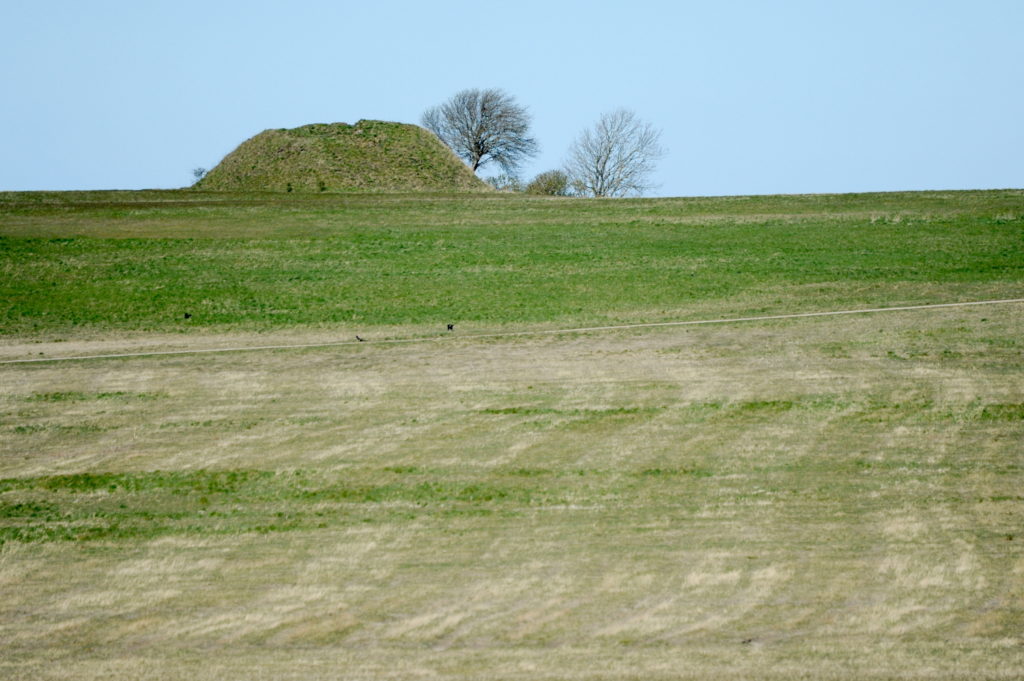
top-left (3, 298), bottom-right (1023, 365)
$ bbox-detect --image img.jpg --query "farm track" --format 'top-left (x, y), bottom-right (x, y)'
top-left (3, 297), bottom-right (1023, 365)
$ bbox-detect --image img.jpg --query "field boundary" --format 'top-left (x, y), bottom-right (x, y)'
top-left (3, 297), bottom-right (1023, 365)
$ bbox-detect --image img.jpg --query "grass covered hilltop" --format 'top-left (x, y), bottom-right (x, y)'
top-left (194, 120), bottom-right (489, 193)
top-left (1, 188), bottom-right (1023, 680)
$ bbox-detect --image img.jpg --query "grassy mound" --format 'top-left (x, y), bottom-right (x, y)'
top-left (195, 120), bottom-right (489, 193)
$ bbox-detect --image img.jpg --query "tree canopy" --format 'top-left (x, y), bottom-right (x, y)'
top-left (565, 109), bottom-right (664, 198)
top-left (422, 88), bottom-right (539, 175)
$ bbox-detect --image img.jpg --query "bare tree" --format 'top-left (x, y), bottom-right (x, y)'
top-left (564, 109), bottom-right (665, 197)
top-left (422, 88), bottom-right (538, 174)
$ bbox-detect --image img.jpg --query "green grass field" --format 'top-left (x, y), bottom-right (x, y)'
top-left (1, 189), bottom-right (1023, 680)
top-left (2, 189), bottom-right (1022, 336)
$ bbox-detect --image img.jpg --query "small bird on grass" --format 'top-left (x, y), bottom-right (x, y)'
top-left (355, 335), bottom-right (365, 342)
top-left (183, 312), bottom-right (192, 319)
top-left (447, 323), bottom-right (454, 331)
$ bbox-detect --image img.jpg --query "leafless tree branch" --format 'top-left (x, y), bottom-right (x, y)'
top-left (564, 109), bottom-right (665, 198)
top-left (421, 88), bottom-right (539, 175)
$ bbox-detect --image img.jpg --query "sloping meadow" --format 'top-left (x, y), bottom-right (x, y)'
top-left (1, 189), bottom-right (1023, 680)
top-left (1, 189), bottom-right (1022, 337)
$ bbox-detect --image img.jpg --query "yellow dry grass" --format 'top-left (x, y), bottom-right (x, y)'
top-left (1, 305), bottom-right (1022, 680)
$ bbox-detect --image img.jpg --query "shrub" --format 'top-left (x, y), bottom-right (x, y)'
top-left (526, 170), bottom-right (570, 196)
top-left (485, 174), bottom-right (524, 192)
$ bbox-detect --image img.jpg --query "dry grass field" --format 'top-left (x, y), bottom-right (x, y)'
top-left (2, 303), bottom-right (1023, 680)
top-left (1, 189), bottom-right (1022, 679)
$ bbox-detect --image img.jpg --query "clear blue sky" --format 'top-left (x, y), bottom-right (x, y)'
top-left (2, 0), bottom-right (1021, 196)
